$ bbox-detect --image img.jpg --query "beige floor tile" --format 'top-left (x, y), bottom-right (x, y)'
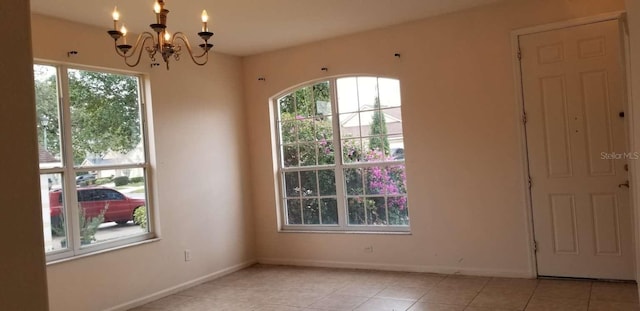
top-left (533, 280), bottom-right (592, 300)
top-left (143, 294), bottom-right (195, 309)
top-left (465, 307), bottom-right (520, 311)
top-left (469, 290), bottom-right (531, 310)
top-left (178, 283), bottom-right (225, 297)
top-left (128, 307), bottom-right (165, 311)
top-left (421, 287), bottom-right (479, 306)
top-left (486, 278), bottom-right (538, 291)
top-left (308, 294), bottom-right (369, 310)
top-left (265, 290), bottom-right (327, 308)
top-left (588, 300), bottom-right (640, 311)
top-left (353, 297), bottom-right (415, 311)
top-left (525, 296), bottom-right (588, 311)
top-left (251, 305), bottom-right (304, 311)
top-left (437, 276), bottom-right (489, 292)
top-left (133, 266), bottom-right (640, 311)
top-left (376, 286), bottom-right (430, 301)
top-left (393, 273), bottom-right (446, 288)
top-left (407, 301), bottom-right (465, 311)
top-left (339, 283), bottom-right (387, 297)
top-left (590, 283), bottom-right (639, 303)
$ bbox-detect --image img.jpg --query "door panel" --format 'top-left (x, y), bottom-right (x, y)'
top-left (521, 20), bottom-right (634, 279)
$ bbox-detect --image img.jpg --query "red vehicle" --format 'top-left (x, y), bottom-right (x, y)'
top-left (49, 187), bottom-right (145, 227)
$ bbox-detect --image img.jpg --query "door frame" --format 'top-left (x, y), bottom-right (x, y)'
top-left (510, 11), bottom-right (633, 279)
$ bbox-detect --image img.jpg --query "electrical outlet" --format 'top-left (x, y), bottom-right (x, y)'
top-left (184, 249), bottom-right (192, 261)
top-left (364, 245), bottom-right (374, 253)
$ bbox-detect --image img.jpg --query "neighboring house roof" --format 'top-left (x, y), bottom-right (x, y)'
top-left (38, 145), bottom-right (58, 163)
top-left (79, 141), bottom-right (145, 167)
top-left (339, 106), bottom-right (403, 138)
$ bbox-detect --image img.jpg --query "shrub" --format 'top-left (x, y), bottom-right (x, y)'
top-left (95, 177), bottom-right (112, 185)
top-left (130, 176), bottom-right (144, 184)
top-left (113, 176), bottom-right (129, 186)
top-left (51, 203), bottom-right (107, 245)
top-left (133, 206), bottom-right (147, 229)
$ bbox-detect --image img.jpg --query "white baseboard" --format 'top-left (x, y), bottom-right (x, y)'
top-left (257, 257), bottom-right (534, 278)
top-left (104, 259), bottom-right (257, 311)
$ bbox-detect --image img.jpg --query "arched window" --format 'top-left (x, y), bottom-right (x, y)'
top-left (274, 76), bottom-right (409, 231)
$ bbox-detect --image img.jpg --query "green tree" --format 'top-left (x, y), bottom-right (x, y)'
top-left (34, 71), bottom-right (62, 158)
top-left (33, 67), bottom-right (141, 165)
top-left (368, 97), bottom-right (390, 155)
top-left (68, 70), bottom-right (141, 165)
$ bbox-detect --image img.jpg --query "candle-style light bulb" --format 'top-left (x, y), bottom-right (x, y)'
top-left (164, 31), bottom-right (171, 42)
top-left (112, 6), bottom-right (120, 30)
top-left (201, 10), bottom-right (209, 32)
top-left (154, 1), bottom-right (161, 24)
top-left (201, 10), bottom-right (209, 23)
top-left (120, 25), bottom-right (127, 44)
top-left (112, 6), bottom-right (120, 21)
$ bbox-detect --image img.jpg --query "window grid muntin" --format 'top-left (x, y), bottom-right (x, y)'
top-left (276, 77), bottom-right (408, 231)
top-left (35, 61), bottom-right (153, 261)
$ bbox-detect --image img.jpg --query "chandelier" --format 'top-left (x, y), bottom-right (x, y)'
top-left (107, 1), bottom-right (213, 70)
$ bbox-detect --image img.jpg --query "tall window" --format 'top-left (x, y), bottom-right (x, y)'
top-left (34, 63), bottom-right (153, 260)
top-left (275, 77), bottom-right (409, 231)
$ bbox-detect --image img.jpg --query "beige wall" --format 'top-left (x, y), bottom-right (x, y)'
top-left (30, 15), bottom-right (255, 311)
top-left (243, 0), bottom-right (626, 277)
top-left (0, 1), bottom-right (49, 310)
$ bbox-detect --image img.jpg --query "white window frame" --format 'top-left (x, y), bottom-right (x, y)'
top-left (35, 61), bottom-right (155, 262)
top-left (273, 76), bottom-right (410, 233)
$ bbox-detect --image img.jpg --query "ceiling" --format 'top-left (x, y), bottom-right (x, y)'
top-left (30, 0), bottom-right (506, 56)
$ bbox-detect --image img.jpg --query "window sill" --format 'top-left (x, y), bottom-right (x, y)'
top-left (278, 229), bottom-right (412, 235)
top-left (46, 236), bottom-right (161, 266)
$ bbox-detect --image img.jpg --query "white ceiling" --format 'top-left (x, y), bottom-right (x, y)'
top-left (30, 0), bottom-right (506, 56)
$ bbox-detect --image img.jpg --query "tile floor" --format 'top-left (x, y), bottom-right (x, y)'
top-left (131, 265), bottom-right (640, 311)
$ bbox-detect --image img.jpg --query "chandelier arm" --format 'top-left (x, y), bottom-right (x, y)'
top-left (115, 33), bottom-right (156, 67)
top-left (173, 32), bottom-right (209, 66)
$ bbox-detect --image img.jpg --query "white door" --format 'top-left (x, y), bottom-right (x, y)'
top-left (520, 20), bottom-right (634, 279)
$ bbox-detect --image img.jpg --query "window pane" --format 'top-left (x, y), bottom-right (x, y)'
top-left (340, 113), bottom-right (361, 139)
top-left (390, 137), bottom-right (405, 161)
top-left (296, 117), bottom-right (316, 142)
top-left (68, 69), bottom-right (143, 167)
top-left (342, 139), bottom-right (363, 163)
top-left (282, 145), bottom-right (298, 167)
top-left (388, 196), bottom-right (409, 225)
top-left (344, 168), bottom-right (364, 195)
top-left (34, 65), bottom-right (63, 169)
top-left (318, 170), bottom-right (336, 195)
top-left (313, 82), bottom-right (332, 116)
top-left (378, 78), bottom-right (401, 108)
top-left (337, 77), bottom-right (359, 113)
top-left (294, 86), bottom-right (314, 117)
top-left (366, 197), bottom-right (387, 225)
top-left (303, 199), bottom-right (320, 224)
top-left (300, 171), bottom-right (317, 197)
top-left (356, 77), bottom-right (379, 111)
top-left (348, 198), bottom-right (365, 225)
top-left (387, 164), bottom-right (407, 194)
top-left (76, 168), bottom-right (148, 246)
top-left (41, 173), bottom-right (67, 252)
top-left (299, 143), bottom-right (317, 166)
top-left (365, 166), bottom-right (387, 195)
top-left (278, 94), bottom-right (295, 120)
top-left (382, 108), bottom-right (403, 135)
top-left (284, 172), bottom-right (300, 197)
top-left (287, 199), bottom-right (302, 224)
top-left (280, 121), bottom-right (297, 144)
top-left (320, 199), bottom-right (338, 225)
